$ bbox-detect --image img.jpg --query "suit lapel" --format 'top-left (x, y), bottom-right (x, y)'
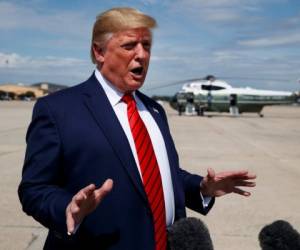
top-left (82, 75), bottom-right (148, 204)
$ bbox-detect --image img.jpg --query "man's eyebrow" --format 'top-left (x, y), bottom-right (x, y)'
top-left (121, 41), bottom-right (137, 46)
top-left (121, 38), bottom-right (151, 44)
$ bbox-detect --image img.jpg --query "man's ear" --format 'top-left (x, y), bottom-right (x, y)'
top-left (92, 43), bottom-right (105, 63)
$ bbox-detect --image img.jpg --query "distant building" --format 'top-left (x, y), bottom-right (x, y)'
top-left (0, 84), bottom-right (44, 100)
top-left (31, 82), bottom-right (68, 94)
top-left (0, 82), bottom-right (68, 100)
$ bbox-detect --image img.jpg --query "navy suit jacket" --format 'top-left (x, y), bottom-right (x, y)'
top-left (18, 74), bottom-right (214, 250)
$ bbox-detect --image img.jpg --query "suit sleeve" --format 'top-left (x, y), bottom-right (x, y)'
top-left (18, 98), bottom-right (72, 234)
top-left (178, 168), bottom-right (215, 215)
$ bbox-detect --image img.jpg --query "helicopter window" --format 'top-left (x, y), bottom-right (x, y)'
top-left (202, 85), bottom-right (225, 91)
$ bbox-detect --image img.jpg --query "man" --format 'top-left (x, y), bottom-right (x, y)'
top-left (18, 7), bottom-right (256, 250)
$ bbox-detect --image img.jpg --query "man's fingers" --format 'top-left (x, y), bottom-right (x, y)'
top-left (66, 180), bottom-right (113, 235)
top-left (71, 202), bottom-right (82, 214)
top-left (245, 173), bottom-right (256, 180)
top-left (66, 216), bottom-right (74, 234)
top-left (66, 182), bottom-right (107, 235)
top-left (81, 183), bottom-right (96, 197)
top-left (207, 168), bottom-right (215, 180)
top-left (235, 180), bottom-right (256, 187)
top-left (73, 184), bottom-right (96, 206)
top-left (233, 187), bottom-right (251, 197)
top-left (72, 180), bottom-right (112, 211)
top-left (232, 171), bottom-right (256, 180)
top-left (94, 179), bottom-right (114, 203)
top-left (66, 205), bottom-right (75, 235)
top-left (103, 179), bottom-right (114, 191)
top-left (74, 192), bottom-right (86, 206)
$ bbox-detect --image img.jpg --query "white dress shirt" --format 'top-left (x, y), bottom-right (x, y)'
top-left (95, 69), bottom-right (175, 226)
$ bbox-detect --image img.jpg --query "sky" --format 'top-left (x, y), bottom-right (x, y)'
top-left (0, 0), bottom-right (300, 95)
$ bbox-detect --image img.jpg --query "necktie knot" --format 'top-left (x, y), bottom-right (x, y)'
top-left (122, 94), bottom-right (135, 105)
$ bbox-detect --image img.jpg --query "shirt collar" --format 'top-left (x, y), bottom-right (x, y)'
top-left (94, 68), bottom-right (136, 107)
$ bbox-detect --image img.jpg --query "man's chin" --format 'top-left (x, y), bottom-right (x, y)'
top-left (126, 80), bottom-right (145, 92)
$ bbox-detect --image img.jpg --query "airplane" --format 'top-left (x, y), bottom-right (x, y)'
top-left (168, 75), bottom-right (297, 117)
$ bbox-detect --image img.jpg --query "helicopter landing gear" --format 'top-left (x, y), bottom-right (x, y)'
top-left (197, 107), bottom-right (205, 116)
top-left (178, 105), bottom-right (184, 116)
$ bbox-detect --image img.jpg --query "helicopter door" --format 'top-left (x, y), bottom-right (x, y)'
top-left (229, 94), bottom-right (239, 116)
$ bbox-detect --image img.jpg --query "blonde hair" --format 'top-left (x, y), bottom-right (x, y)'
top-left (90, 7), bottom-right (157, 64)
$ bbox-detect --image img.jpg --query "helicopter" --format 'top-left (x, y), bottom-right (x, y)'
top-left (167, 75), bottom-right (296, 117)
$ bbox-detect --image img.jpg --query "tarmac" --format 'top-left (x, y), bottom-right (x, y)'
top-left (0, 101), bottom-right (299, 250)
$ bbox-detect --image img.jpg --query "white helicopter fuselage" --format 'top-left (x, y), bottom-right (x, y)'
top-left (172, 78), bottom-right (295, 116)
top-left (182, 79), bottom-right (292, 97)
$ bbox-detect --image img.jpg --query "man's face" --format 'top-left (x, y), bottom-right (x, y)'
top-left (95, 28), bottom-right (152, 93)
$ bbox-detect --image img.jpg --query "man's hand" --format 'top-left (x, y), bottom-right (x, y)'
top-left (200, 168), bottom-right (256, 197)
top-left (66, 179), bottom-right (113, 235)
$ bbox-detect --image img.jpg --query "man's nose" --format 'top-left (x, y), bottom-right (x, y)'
top-left (135, 43), bottom-right (147, 60)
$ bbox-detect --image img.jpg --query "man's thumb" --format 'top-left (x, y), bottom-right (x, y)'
top-left (102, 179), bottom-right (113, 192)
top-left (207, 168), bottom-right (215, 180)
top-left (96, 179), bottom-right (114, 201)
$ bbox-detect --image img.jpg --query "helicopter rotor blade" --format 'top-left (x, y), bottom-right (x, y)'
top-left (144, 75), bottom-right (296, 91)
top-left (219, 76), bottom-right (292, 82)
top-left (144, 78), bottom-right (203, 90)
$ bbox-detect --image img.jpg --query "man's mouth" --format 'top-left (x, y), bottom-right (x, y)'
top-left (130, 66), bottom-right (144, 76)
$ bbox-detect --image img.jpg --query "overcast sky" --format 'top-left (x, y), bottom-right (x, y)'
top-left (0, 0), bottom-right (299, 95)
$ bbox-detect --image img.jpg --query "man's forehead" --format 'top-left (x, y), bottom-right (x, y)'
top-left (114, 28), bottom-right (152, 40)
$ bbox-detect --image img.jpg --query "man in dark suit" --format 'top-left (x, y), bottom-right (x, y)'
top-left (18, 7), bottom-right (256, 250)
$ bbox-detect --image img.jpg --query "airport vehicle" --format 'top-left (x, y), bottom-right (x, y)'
top-left (169, 75), bottom-right (296, 117)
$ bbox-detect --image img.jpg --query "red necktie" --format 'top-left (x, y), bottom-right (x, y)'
top-left (122, 94), bottom-right (167, 250)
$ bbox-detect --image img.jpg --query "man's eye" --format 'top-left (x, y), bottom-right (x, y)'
top-left (121, 43), bottom-right (136, 50)
top-left (143, 43), bottom-right (151, 51)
